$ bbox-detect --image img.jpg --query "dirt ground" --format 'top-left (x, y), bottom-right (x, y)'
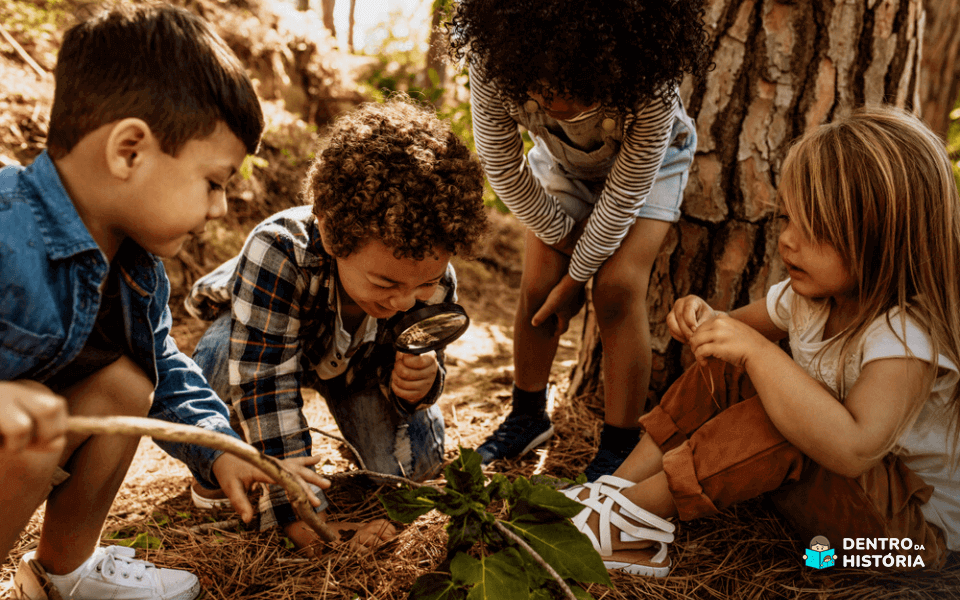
top-left (3, 9), bottom-right (960, 597)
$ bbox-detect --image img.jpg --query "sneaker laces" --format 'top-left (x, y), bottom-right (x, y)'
top-left (69, 546), bottom-right (153, 596)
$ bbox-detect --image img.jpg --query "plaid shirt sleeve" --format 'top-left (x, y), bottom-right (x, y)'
top-left (226, 228), bottom-right (326, 529)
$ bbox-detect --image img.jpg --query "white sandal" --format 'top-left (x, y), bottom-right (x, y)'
top-left (562, 479), bottom-right (675, 577)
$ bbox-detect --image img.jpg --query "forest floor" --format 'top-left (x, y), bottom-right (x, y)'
top-left (2, 1), bottom-right (960, 598)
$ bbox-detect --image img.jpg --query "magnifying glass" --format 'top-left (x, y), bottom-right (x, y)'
top-left (381, 302), bottom-right (470, 354)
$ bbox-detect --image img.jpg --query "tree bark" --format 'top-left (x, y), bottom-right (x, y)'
top-left (919, 0), bottom-right (960, 136)
top-left (321, 0), bottom-right (336, 39)
top-left (347, 0), bottom-right (357, 53)
top-left (569, 0), bottom-right (960, 406)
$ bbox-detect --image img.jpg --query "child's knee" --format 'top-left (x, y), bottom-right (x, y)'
top-left (65, 355), bottom-right (154, 417)
top-left (593, 274), bottom-right (649, 324)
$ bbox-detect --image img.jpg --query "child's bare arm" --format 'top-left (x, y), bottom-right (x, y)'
top-left (690, 318), bottom-right (929, 477)
top-left (753, 354), bottom-right (927, 477)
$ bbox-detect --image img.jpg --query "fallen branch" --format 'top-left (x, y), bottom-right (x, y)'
top-left (66, 416), bottom-right (337, 543)
top-left (0, 23), bottom-right (47, 79)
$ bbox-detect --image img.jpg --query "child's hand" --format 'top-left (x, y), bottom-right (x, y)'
top-left (391, 352), bottom-right (439, 405)
top-left (0, 381), bottom-right (68, 455)
top-left (667, 295), bottom-right (721, 344)
top-left (284, 517), bottom-right (397, 556)
top-left (688, 312), bottom-right (772, 368)
top-left (531, 274), bottom-right (586, 336)
top-left (211, 453), bottom-right (329, 523)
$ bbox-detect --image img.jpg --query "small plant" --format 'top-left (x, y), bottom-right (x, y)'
top-left (380, 448), bottom-right (611, 600)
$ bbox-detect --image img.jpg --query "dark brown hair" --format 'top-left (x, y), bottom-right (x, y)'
top-left (47, 2), bottom-right (263, 159)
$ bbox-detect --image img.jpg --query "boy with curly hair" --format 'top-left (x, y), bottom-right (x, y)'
top-left (0, 5), bottom-right (325, 599)
top-left (185, 97), bottom-right (488, 552)
top-left (447, 0), bottom-right (711, 480)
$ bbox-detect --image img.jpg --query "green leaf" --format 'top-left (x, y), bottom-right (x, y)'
top-left (379, 487), bottom-right (441, 523)
top-left (504, 520), bottom-right (610, 585)
top-left (407, 573), bottom-right (467, 600)
top-left (483, 473), bottom-right (513, 502)
top-left (114, 533), bottom-right (162, 550)
top-left (445, 510), bottom-right (491, 550)
top-left (151, 512), bottom-right (171, 527)
top-left (451, 549), bottom-right (530, 600)
top-left (444, 448), bottom-right (486, 496)
top-left (514, 483), bottom-right (585, 520)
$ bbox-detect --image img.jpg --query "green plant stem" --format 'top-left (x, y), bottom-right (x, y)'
top-left (494, 521), bottom-right (579, 600)
top-left (66, 415), bottom-right (338, 543)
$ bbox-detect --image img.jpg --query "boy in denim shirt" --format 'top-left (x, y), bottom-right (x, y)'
top-left (186, 98), bottom-right (488, 552)
top-left (1, 5), bottom-right (324, 599)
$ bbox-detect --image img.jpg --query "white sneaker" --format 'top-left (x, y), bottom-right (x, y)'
top-left (14, 546), bottom-right (203, 600)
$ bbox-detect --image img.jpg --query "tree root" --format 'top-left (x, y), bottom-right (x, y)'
top-left (66, 416), bottom-right (338, 543)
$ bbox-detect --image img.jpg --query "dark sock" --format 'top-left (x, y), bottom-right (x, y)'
top-left (598, 423), bottom-right (641, 456)
top-left (511, 385), bottom-right (549, 416)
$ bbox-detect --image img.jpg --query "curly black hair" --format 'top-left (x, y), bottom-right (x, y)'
top-left (447, 0), bottom-right (711, 114)
top-left (306, 96), bottom-right (488, 260)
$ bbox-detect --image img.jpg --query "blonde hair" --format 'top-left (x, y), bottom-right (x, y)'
top-left (778, 105), bottom-right (960, 459)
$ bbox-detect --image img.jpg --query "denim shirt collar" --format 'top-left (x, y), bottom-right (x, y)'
top-left (21, 150), bottom-right (103, 261)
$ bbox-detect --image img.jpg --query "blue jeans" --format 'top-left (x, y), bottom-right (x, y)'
top-left (192, 313), bottom-right (445, 527)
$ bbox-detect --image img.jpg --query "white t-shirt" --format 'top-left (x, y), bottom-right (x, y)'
top-left (766, 279), bottom-right (960, 549)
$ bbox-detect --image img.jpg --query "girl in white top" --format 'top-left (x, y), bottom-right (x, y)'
top-left (447, 0), bottom-right (712, 480)
top-left (561, 106), bottom-right (960, 575)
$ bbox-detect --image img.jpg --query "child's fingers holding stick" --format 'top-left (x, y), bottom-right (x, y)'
top-left (213, 453), bottom-right (330, 523)
top-left (0, 381), bottom-right (68, 454)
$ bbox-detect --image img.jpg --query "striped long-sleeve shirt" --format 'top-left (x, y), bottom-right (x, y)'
top-left (469, 62), bottom-right (679, 282)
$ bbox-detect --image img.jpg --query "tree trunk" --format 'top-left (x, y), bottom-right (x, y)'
top-left (919, 0), bottom-right (960, 136)
top-left (321, 0), bottom-right (336, 39)
top-left (297, 0), bottom-right (309, 12)
top-left (569, 0), bottom-right (960, 407)
top-left (423, 0), bottom-right (449, 106)
top-left (347, 0), bottom-right (357, 53)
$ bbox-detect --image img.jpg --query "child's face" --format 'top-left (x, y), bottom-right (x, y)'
top-left (777, 212), bottom-right (856, 302)
top-left (331, 237), bottom-right (451, 319)
top-left (121, 122), bottom-right (246, 257)
top-left (527, 90), bottom-right (598, 121)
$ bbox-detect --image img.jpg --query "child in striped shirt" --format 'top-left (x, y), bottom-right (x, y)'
top-left (448, 0), bottom-right (711, 480)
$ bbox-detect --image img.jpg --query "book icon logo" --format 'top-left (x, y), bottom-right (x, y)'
top-left (803, 535), bottom-right (837, 569)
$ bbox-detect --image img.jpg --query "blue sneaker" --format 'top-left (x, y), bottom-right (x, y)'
top-left (583, 446), bottom-right (632, 482)
top-left (476, 411), bottom-right (554, 464)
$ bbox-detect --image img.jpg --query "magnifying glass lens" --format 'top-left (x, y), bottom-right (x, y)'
top-left (396, 313), bottom-right (469, 352)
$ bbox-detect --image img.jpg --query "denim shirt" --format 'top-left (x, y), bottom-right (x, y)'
top-left (0, 150), bottom-right (240, 488)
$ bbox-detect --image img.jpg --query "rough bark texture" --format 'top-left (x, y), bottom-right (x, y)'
top-left (570, 0), bottom-right (960, 404)
top-left (919, 0), bottom-right (960, 136)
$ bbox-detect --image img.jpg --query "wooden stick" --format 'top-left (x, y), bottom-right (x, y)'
top-left (0, 23), bottom-right (47, 79)
top-left (66, 416), bottom-right (338, 543)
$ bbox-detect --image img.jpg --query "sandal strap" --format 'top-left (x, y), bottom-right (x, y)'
top-left (566, 483), bottom-right (675, 557)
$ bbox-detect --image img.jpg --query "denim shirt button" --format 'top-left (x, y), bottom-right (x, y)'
top-left (602, 118), bottom-right (616, 132)
top-left (330, 361), bottom-right (337, 367)
top-left (524, 100), bottom-right (538, 113)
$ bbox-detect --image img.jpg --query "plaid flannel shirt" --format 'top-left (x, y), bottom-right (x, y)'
top-left (185, 205), bottom-right (454, 528)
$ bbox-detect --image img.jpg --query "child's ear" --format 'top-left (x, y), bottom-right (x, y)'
top-left (104, 118), bottom-right (153, 180)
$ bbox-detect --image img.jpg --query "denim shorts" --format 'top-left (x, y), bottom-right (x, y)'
top-left (527, 112), bottom-right (697, 224)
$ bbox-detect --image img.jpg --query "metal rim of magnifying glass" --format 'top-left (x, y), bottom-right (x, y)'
top-left (390, 302), bottom-right (470, 353)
